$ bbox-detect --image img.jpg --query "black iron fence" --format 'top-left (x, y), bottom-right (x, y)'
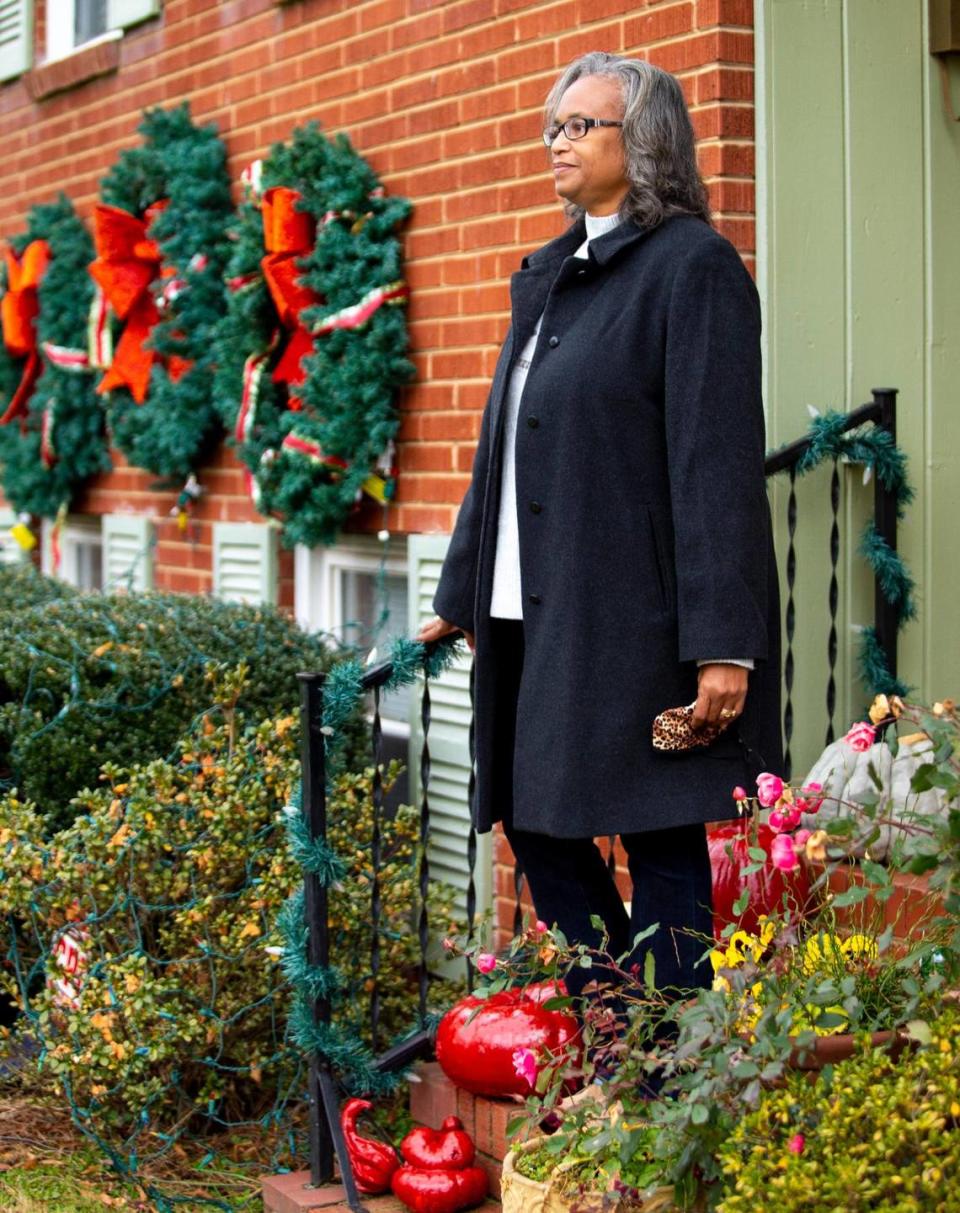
top-left (294, 388), bottom-right (899, 1203)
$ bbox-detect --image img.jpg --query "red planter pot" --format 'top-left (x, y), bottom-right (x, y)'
top-left (708, 821), bottom-right (813, 939)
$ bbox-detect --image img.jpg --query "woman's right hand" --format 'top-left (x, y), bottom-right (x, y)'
top-left (416, 615), bottom-right (475, 653)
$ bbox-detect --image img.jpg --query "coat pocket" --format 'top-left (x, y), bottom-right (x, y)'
top-left (646, 506), bottom-right (673, 612)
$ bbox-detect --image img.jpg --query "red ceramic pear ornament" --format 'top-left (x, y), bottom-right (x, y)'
top-left (391, 1116), bottom-right (487, 1213)
top-left (401, 1116), bottom-right (475, 1169)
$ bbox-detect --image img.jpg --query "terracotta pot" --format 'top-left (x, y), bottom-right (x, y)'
top-left (787, 1028), bottom-right (912, 1072)
top-left (500, 1138), bottom-right (680, 1213)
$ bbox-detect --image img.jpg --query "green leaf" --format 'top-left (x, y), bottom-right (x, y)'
top-left (506, 1116), bottom-right (528, 1139)
top-left (690, 1102), bottom-right (709, 1125)
top-left (644, 949), bottom-right (656, 990)
top-left (733, 889), bottom-right (750, 916)
top-left (631, 923), bottom-right (659, 949)
top-left (861, 859), bottom-right (891, 887)
top-left (830, 884), bottom-right (871, 908)
top-left (904, 1018), bottom-right (932, 1046)
top-left (747, 846), bottom-right (768, 862)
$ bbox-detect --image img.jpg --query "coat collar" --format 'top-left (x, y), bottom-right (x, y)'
top-left (520, 215), bottom-right (651, 271)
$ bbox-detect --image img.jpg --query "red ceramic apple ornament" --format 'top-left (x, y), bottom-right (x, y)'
top-left (435, 982), bottom-right (580, 1098)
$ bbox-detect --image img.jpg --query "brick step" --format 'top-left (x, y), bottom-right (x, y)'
top-left (261, 1176), bottom-right (501, 1213)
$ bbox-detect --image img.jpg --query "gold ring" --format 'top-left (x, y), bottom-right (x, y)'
top-left (719, 708), bottom-right (738, 719)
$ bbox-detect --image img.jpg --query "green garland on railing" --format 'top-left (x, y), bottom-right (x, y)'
top-left (774, 408), bottom-right (915, 696)
top-left (0, 194), bottom-right (110, 517)
top-left (277, 635), bottom-right (462, 1096)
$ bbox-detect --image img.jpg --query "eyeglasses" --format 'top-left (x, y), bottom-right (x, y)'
top-left (542, 117), bottom-right (624, 147)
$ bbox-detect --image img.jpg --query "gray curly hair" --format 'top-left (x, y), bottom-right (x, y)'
top-left (545, 51), bottom-right (710, 229)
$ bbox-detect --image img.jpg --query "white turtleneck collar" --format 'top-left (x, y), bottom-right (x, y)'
top-left (584, 211), bottom-right (622, 240)
top-left (575, 211), bottom-right (622, 260)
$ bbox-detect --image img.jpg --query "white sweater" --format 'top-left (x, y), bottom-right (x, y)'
top-left (490, 212), bottom-right (621, 618)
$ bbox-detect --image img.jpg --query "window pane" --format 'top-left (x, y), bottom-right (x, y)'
top-left (340, 569), bottom-right (410, 720)
top-left (76, 541), bottom-right (103, 591)
top-left (76, 0), bottom-right (108, 43)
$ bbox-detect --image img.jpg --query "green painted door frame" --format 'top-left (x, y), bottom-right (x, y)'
top-left (756, 0), bottom-right (960, 776)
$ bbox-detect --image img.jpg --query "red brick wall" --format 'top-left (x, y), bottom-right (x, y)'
top-left (0, 0), bottom-right (755, 606)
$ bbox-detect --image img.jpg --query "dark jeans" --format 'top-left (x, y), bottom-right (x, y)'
top-left (489, 619), bottom-right (714, 998)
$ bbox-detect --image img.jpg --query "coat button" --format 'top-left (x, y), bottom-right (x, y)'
top-left (529, 501), bottom-right (542, 514)
top-left (526, 416), bottom-right (539, 428)
top-left (548, 335), bottom-right (560, 348)
top-left (528, 593), bottom-right (542, 605)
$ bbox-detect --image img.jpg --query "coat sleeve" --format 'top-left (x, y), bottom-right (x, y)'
top-left (663, 235), bottom-right (771, 664)
top-left (432, 388), bottom-right (495, 634)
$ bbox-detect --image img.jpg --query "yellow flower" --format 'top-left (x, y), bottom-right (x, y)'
top-left (840, 934), bottom-right (878, 961)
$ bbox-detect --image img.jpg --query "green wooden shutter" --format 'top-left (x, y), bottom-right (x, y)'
top-left (407, 534), bottom-right (491, 931)
top-left (0, 509), bottom-right (28, 565)
top-left (107, 0), bottom-right (159, 30)
top-left (102, 514), bottom-right (153, 592)
top-left (212, 522), bottom-right (278, 606)
top-left (0, 0), bottom-right (32, 82)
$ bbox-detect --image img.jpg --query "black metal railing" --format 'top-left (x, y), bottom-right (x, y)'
top-left (764, 387), bottom-right (898, 775)
top-left (294, 388), bottom-right (899, 1204)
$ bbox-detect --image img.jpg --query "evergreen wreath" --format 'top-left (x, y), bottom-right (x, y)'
top-left (213, 122), bottom-right (413, 548)
top-left (0, 194), bottom-right (110, 518)
top-left (93, 104), bottom-right (233, 481)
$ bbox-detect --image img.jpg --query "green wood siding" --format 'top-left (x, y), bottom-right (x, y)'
top-left (758, 0), bottom-right (960, 776)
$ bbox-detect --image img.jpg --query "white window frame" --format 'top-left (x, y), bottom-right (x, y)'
top-left (295, 535), bottom-right (411, 737)
top-left (45, 0), bottom-right (156, 63)
top-left (41, 515), bottom-right (103, 590)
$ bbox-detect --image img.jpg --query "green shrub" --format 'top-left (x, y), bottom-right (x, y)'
top-left (0, 561), bottom-right (74, 610)
top-left (715, 1009), bottom-right (960, 1212)
top-left (0, 568), bottom-right (353, 829)
top-left (0, 667), bottom-right (456, 1157)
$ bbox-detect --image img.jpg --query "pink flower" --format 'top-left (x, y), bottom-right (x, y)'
top-left (535, 920), bottom-right (549, 934)
top-left (793, 828), bottom-right (812, 850)
top-left (844, 721), bottom-right (876, 752)
top-left (442, 937), bottom-right (455, 952)
top-left (788, 1133), bottom-right (805, 1156)
top-left (796, 782), bottom-right (824, 814)
top-left (732, 786), bottom-right (748, 802)
top-left (512, 1047), bottom-right (538, 1089)
top-left (476, 952), bottom-right (497, 974)
top-left (768, 804), bottom-right (802, 833)
top-left (770, 832), bottom-right (799, 872)
top-left (756, 772), bottom-right (785, 808)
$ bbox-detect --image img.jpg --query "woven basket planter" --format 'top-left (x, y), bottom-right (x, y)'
top-left (500, 1137), bottom-right (680, 1213)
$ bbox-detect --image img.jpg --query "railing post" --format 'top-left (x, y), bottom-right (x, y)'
top-left (871, 387), bottom-right (899, 685)
top-left (298, 671), bottom-right (366, 1212)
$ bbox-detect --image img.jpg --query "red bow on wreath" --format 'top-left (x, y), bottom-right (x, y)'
top-left (260, 186), bottom-right (323, 411)
top-left (89, 201), bottom-right (191, 403)
top-left (0, 239), bottom-right (52, 425)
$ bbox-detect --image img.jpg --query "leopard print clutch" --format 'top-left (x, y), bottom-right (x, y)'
top-left (652, 703), bottom-right (729, 752)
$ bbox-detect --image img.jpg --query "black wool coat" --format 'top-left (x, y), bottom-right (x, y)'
top-left (434, 214), bottom-right (782, 838)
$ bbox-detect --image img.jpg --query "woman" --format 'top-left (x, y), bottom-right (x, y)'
top-left (418, 52), bottom-right (781, 997)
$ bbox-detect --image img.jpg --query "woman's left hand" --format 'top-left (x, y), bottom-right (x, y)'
top-left (692, 663), bottom-right (748, 731)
